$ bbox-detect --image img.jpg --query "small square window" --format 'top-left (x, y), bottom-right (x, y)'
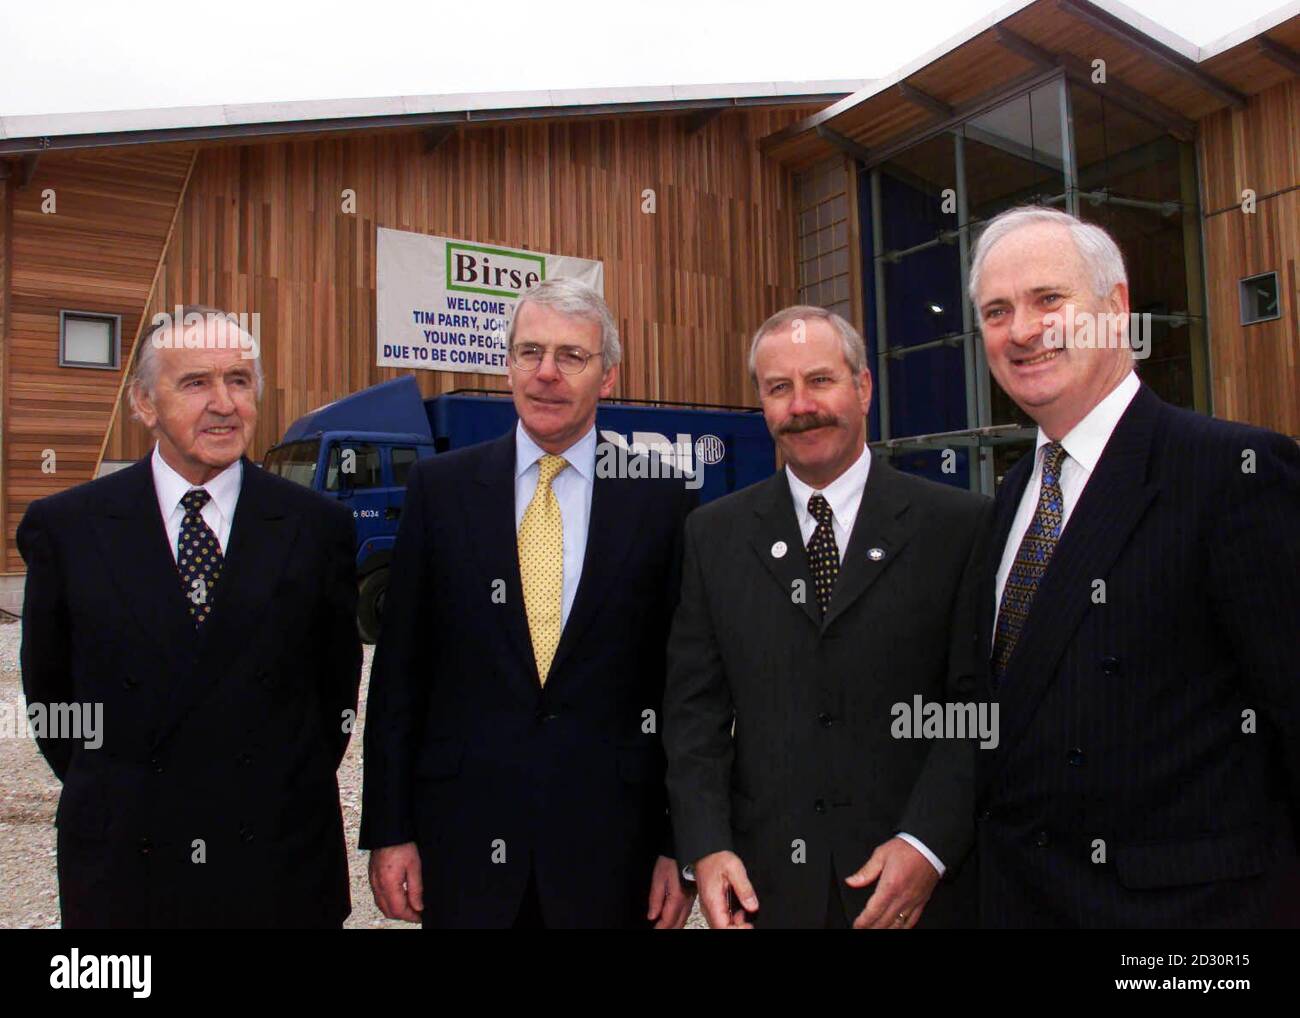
top-left (60, 310), bottom-right (121, 369)
top-left (1239, 272), bottom-right (1281, 326)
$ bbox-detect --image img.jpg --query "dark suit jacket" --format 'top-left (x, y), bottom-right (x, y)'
top-left (975, 383), bottom-right (1300, 928)
top-left (359, 428), bottom-right (696, 928)
top-left (18, 456), bottom-right (361, 929)
top-left (664, 458), bottom-right (990, 928)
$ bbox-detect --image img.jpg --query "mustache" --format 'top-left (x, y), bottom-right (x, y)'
top-left (780, 412), bottom-right (840, 435)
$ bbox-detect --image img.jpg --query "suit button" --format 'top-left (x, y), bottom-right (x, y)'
top-left (1034, 830), bottom-right (1050, 847)
top-left (814, 799), bottom-right (827, 815)
top-left (239, 826), bottom-right (254, 843)
top-left (237, 752), bottom-right (253, 765)
top-left (1067, 748), bottom-right (1085, 767)
top-left (122, 675), bottom-right (139, 690)
top-left (257, 670), bottom-right (273, 687)
top-left (818, 713), bottom-right (833, 727)
top-left (150, 758), bottom-right (163, 774)
top-left (977, 809), bottom-right (992, 822)
top-left (138, 838), bottom-right (152, 856)
top-left (1100, 655), bottom-right (1121, 676)
top-left (535, 711), bottom-right (559, 724)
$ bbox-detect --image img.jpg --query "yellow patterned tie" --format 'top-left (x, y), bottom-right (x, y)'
top-left (518, 454), bottom-right (568, 685)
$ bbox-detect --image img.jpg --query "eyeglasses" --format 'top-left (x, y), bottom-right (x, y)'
top-left (510, 342), bottom-right (598, 374)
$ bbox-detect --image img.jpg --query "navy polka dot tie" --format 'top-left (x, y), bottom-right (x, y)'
top-left (178, 488), bottom-right (223, 625)
top-left (806, 494), bottom-right (839, 616)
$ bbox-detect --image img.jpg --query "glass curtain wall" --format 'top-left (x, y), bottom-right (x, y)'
top-left (858, 73), bottom-right (1208, 493)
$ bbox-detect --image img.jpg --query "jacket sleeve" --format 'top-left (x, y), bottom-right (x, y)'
top-left (318, 504), bottom-right (362, 770)
top-left (662, 509), bottom-right (736, 867)
top-left (16, 501), bottom-right (75, 781)
top-left (657, 483), bottom-right (700, 861)
top-left (1207, 429), bottom-right (1300, 813)
top-left (895, 496), bottom-right (992, 873)
top-left (359, 459), bottom-right (436, 850)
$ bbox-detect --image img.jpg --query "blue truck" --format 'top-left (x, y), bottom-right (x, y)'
top-left (263, 375), bottom-right (776, 642)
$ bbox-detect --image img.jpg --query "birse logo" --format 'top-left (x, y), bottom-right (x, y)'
top-left (447, 242), bottom-right (545, 299)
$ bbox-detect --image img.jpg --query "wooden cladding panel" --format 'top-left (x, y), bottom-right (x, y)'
top-left (3, 148), bottom-right (194, 571)
top-left (95, 107), bottom-right (814, 469)
top-left (1199, 78), bottom-right (1300, 211)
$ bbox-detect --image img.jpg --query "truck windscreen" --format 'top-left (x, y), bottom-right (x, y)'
top-left (263, 439), bottom-right (321, 488)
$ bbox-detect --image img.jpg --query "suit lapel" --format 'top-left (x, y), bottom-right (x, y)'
top-left (548, 446), bottom-right (645, 680)
top-left (89, 458), bottom-right (196, 671)
top-left (994, 386), bottom-right (1162, 765)
top-left (823, 459), bottom-right (913, 631)
top-left (159, 459), bottom-right (301, 740)
top-left (747, 472), bottom-right (822, 630)
top-left (468, 431), bottom-right (544, 698)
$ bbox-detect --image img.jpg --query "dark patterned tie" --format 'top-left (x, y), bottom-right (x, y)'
top-left (178, 489), bottom-right (223, 625)
top-left (992, 442), bottom-right (1068, 680)
top-left (806, 494), bottom-right (840, 616)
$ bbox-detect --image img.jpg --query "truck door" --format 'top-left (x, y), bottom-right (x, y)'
top-left (324, 441), bottom-right (388, 547)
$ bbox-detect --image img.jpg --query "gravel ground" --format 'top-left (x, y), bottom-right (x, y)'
top-left (0, 616), bottom-right (703, 929)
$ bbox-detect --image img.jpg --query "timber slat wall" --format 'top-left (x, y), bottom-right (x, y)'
top-left (100, 107), bottom-right (814, 465)
top-left (1198, 78), bottom-right (1300, 437)
top-left (2, 148), bottom-right (196, 571)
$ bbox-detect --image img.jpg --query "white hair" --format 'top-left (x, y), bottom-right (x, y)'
top-left (507, 278), bottom-right (621, 370)
top-left (747, 305), bottom-right (867, 385)
top-left (968, 205), bottom-right (1128, 306)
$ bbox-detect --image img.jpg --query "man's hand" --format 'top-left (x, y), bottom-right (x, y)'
top-left (647, 855), bottom-right (695, 928)
top-left (694, 850), bottom-right (759, 928)
top-left (845, 836), bottom-right (940, 929)
top-left (369, 842), bottom-right (424, 923)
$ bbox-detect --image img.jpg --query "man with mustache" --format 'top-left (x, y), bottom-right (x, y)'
top-left (664, 306), bottom-right (990, 928)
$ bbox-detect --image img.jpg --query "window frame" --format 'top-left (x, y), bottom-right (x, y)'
top-left (59, 309), bottom-right (122, 370)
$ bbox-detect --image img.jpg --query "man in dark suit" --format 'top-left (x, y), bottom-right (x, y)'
top-left (663, 306), bottom-right (989, 928)
top-left (19, 305), bottom-right (361, 928)
top-left (970, 206), bottom-right (1300, 928)
top-left (361, 278), bottom-right (696, 928)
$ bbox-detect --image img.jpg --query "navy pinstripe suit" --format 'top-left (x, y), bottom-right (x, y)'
top-left (975, 383), bottom-right (1300, 928)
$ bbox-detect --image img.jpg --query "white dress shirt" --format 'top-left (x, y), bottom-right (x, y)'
top-left (784, 442), bottom-right (946, 877)
top-left (151, 443), bottom-right (243, 562)
top-left (994, 370), bottom-right (1141, 615)
top-left (514, 421), bottom-right (597, 630)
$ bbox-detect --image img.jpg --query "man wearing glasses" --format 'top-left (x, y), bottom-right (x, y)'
top-left (361, 278), bottom-right (697, 928)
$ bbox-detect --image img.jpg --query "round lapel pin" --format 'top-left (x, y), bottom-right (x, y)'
top-left (771, 541), bottom-right (788, 559)
top-left (867, 547), bottom-right (886, 561)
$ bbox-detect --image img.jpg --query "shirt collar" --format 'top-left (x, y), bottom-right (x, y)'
top-left (514, 419), bottom-right (597, 483)
top-left (785, 443), bottom-right (872, 530)
top-left (151, 442), bottom-right (243, 521)
top-left (1035, 370), bottom-right (1141, 473)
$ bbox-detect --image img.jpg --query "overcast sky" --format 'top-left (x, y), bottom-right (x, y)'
top-left (0, 0), bottom-right (1289, 117)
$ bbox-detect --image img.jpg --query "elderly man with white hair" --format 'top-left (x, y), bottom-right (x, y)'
top-left (18, 304), bottom-right (361, 928)
top-left (970, 206), bottom-right (1300, 928)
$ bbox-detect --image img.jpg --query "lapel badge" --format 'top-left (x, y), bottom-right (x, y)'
top-left (867, 547), bottom-right (886, 561)
top-left (771, 541), bottom-right (788, 559)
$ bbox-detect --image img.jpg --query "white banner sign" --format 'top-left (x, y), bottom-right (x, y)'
top-left (376, 227), bottom-right (604, 374)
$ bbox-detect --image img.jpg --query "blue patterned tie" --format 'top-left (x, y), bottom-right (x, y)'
top-left (806, 494), bottom-right (839, 616)
top-left (178, 489), bottom-right (223, 625)
top-left (992, 443), bottom-right (1067, 681)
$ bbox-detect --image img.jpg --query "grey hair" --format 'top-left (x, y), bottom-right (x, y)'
top-left (506, 278), bottom-right (622, 370)
top-left (968, 205), bottom-right (1127, 307)
top-left (127, 304), bottom-right (264, 418)
top-left (747, 305), bottom-right (867, 385)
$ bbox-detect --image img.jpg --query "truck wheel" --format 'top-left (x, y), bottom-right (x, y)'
top-left (357, 567), bottom-right (389, 645)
